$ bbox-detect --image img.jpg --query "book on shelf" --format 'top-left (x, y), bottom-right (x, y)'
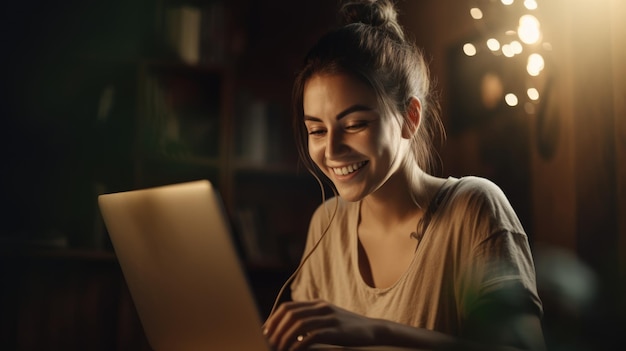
top-left (164, 2), bottom-right (227, 66)
top-left (166, 5), bottom-right (201, 65)
top-left (235, 93), bottom-right (289, 167)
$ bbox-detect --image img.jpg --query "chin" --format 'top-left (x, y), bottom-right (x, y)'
top-left (335, 188), bottom-right (366, 203)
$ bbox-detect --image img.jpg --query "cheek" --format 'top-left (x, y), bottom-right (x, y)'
top-left (308, 140), bottom-right (325, 166)
top-left (308, 139), bottom-right (320, 163)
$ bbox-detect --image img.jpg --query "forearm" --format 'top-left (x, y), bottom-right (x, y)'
top-left (372, 317), bottom-right (545, 351)
top-left (372, 318), bottom-right (455, 349)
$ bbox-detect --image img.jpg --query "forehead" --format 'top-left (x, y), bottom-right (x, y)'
top-left (303, 73), bottom-right (377, 117)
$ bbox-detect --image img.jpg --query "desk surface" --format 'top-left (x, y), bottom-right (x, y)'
top-left (310, 345), bottom-right (428, 351)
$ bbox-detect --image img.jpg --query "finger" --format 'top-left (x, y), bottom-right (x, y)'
top-left (267, 300), bottom-right (320, 323)
top-left (264, 301), bottom-right (315, 335)
top-left (267, 301), bottom-right (310, 336)
top-left (290, 328), bottom-right (336, 351)
top-left (278, 314), bottom-right (337, 351)
top-left (268, 302), bottom-right (326, 349)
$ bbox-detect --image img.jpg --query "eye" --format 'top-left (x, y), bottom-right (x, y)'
top-left (345, 121), bottom-right (368, 131)
top-left (307, 128), bottom-right (327, 136)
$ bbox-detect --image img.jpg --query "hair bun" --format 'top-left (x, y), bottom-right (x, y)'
top-left (338, 0), bottom-right (404, 39)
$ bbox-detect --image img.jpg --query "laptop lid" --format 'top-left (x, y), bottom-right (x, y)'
top-left (98, 180), bottom-right (270, 351)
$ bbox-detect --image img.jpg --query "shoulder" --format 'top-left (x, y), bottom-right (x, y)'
top-left (449, 176), bottom-right (505, 197)
top-left (446, 176), bottom-right (512, 210)
top-left (443, 176), bottom-right (523, 233)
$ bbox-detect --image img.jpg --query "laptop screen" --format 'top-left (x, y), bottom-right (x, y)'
top-left (98, 180), bottom-right (271, 350)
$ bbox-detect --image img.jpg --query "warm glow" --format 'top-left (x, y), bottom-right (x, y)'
top-left (524, 102), bottom-right (536, 114)
top-left (527, 88), bottom-right (540, 100)
top-left (481, 73), bottom-right (504, 110)
top-left (527, 53), bottom-right (545, 76)
top-left (505, 93), bottom-right (519, 106)
top-left (518, 15), bottom-right (541, 44)
top-left (470, 7), bottom-right (483, 19)
top-left (502, 44), bottom-right (515, 57)
top-left (487, 38), bottom-right (501, 51)
top-left (463, 43), bottom-right (477, 56)
top-left (501, 0), bottom-right (514, 5)
top-left (524, 0), bottom-right (538, 10)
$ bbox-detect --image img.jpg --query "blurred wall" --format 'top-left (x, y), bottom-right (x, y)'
top-left (398, 0), bottom-right (625, 346)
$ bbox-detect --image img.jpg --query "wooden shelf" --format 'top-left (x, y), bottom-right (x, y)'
top-left (139, 59), bottom-right (227, 73)
top-left (140, 154), bottom-right (221, 168)
top-left (0, 247), bottom-right (117, 262)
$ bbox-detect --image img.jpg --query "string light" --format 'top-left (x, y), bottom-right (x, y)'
top-left (470, 7), bottom-right (484, 19)
top-left (524, 0), bottom-right (538, 10)
top-left (465, 0), bottom-right (549, 113)
top-left (510, 40), bottom-right (523, 54)
top-left (487, 38), bottom-right (501, 51)
top-left (527, 53), bottom-right (545, 76)
top-left (505, 93), bottom-right (519, 106)
top-left (463, 43), bottom-right (477, 56)
top-left (518, 15), bottom-right (541, 44)
top-left (502, 44), bottom-right (515, 57)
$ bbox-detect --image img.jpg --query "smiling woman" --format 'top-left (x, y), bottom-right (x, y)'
top-left (262, 1), bottom-right (546, 351)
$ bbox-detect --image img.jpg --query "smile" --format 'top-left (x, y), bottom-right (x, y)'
top-left (331, 161), bottom-right (368, 176)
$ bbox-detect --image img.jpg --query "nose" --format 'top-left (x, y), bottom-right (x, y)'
top-left (325, 128), bottom-right (349, 159)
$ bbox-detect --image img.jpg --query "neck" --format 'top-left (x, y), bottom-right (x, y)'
top-left (361, 167), bottom-right (428, 225)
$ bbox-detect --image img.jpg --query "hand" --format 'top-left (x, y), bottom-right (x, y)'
top-left (263, 299), bottom-right (381, 351)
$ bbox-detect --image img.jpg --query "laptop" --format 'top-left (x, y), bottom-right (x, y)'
top-left (98, 180), bottom-right (426, 351)
top-left (98, 180), bottom-right (271, 351)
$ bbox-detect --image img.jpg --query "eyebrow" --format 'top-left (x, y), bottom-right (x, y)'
top-left (304, 104), bottom-right (374, 122)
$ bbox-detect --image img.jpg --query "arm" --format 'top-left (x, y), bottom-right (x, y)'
top-left (263, 296), bottom-right (545, 351)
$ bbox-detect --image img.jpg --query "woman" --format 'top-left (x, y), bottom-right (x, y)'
top-left (264, 1), bottom-right (545, 350)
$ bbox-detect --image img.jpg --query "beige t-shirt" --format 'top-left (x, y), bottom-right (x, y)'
top-left (291, 176), bottom-right (542, 336)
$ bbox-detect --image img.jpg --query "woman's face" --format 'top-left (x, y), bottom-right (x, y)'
top-left (303, 73), bottom-right (406, 202)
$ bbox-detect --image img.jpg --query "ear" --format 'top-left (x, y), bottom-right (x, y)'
top-left (401, 97), bottom-right (422, 139)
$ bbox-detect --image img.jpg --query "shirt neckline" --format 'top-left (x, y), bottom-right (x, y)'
top-left (351, 176), bottom-right (456, 293)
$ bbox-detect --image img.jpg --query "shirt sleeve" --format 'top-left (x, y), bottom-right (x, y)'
top-left (462, 230), bottom-right (543, 318)
top-left (454, 177), bottom-right (543, 320)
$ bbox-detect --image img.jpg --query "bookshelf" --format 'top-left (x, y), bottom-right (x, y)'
top-left (2, 0), bottom-right (337, 348)
top-left (2, 0), bottom-right (335, 266)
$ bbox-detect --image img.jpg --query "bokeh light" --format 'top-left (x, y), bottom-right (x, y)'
top-left (527, 53), bottom-right (545, 76)
top-left (527, 87), bottom-right (540, 100)
top-left (463, 43), bottom-right (477, 56)
top-left (487, 38), bottom-right (501, 51)
top-left (510, 40), bottom-right (523, 54)
top-left (502, 44), bottom-right (515, 57)
top-left (524, 0), bottom-right (538, 10)
top-left (518, 15), bottom-right (541, 44)
top-left (470, 7), bottom-right (483, 20)
top-left (505, 93), bottom-right (519, 106)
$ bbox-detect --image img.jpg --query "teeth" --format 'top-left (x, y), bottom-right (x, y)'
top-left (332, 161), bottom-right (366, 176)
